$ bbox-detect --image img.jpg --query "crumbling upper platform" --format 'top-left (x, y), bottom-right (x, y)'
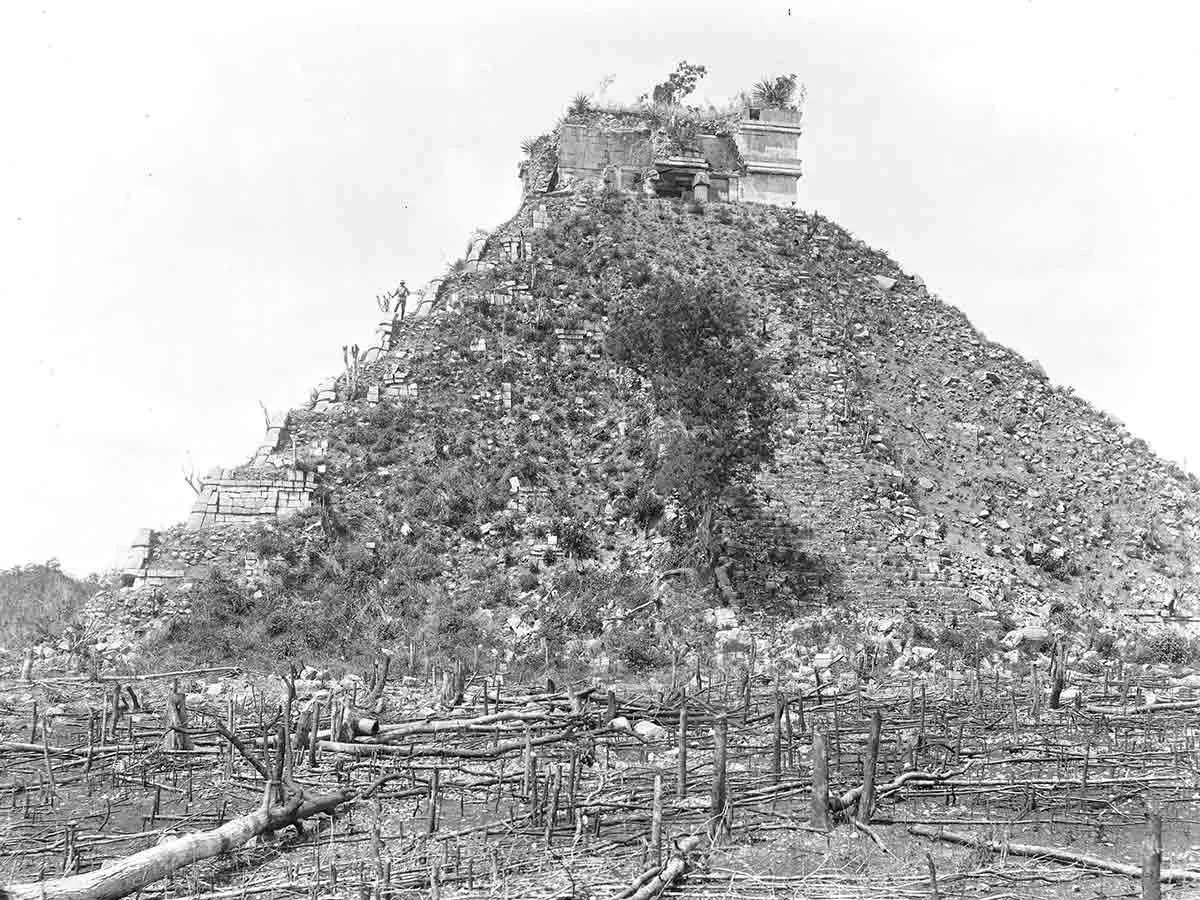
top-left (520, 106), bottom-right (803, 207)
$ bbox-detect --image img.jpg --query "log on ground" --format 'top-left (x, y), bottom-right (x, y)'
top-left (908, 825), bottom-right (1200, 884)
top-left (0, 788), bottom-right (352, 900)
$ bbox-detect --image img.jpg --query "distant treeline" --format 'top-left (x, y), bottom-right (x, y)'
top-left (0, 562), bottom-right (100, 648)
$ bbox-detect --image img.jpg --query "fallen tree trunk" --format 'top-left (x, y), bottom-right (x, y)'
top-left (908, 825), bottom-right (1200, 883)
top-left (831, 765), bottom-right (970, 812)
top-left (0, 788), bottom-right (352, 900)
top-left (0, 740), bottom-right (219, 758)
top-left (1085, 699), bottom-right (1200, 716)
top-left (614, 834), bottom-right (705, 900)
top-left (319, 726), bottom-right (579, 759)
top-left (373, 708), bottom-right (569, 741)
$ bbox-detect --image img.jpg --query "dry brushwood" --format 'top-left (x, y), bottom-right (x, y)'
top-left (6, 650), bottom-right (1200, 900)
top-left (0, 784), bottom-right (354, 900)
top-left (909, 825), bottom-right (1200, 884)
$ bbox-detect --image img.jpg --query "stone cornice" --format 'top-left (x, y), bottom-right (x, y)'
top-left (744, 160), bottom-right (804, 176)
top-left (738, 119), bottom-right (804, 136)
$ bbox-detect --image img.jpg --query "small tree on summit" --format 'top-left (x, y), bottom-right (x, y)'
top-left (643, 61), bottom-right (708, 106)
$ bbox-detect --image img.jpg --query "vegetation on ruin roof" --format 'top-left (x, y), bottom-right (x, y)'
top-left (561, 99), bottom-right (744, 137)
top-left (561, 63), bottom-right (753, 136)
top-left (751, 73), bottom-right (804, 110)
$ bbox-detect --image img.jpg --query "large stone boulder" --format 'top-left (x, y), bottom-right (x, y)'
top-left (1002, 624), bottom-right (1052, 652)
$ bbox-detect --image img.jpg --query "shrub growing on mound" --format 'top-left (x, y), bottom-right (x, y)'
top-left (156, 570), bottom-right (265, 663)
top-left (160, 537), bottom-right (398, 665)
top-left (415, 591), bottom-right (497, 666)
top-left (631, 489), bottom-right (665, 531)
top-left (250, 526), bottom-right (286, 558)
top-left (190, 570), bottom-right (255, 623)
top-left (554, 517), bottom-right (597, 559)
top-left (1135, 630), bottom-right (1198, 665)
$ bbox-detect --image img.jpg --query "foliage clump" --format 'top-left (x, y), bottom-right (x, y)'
top-left (1135, 630), bottom-right (1198, 665)
top-left (642, 61), bottom-right (707, 106)
top-left (631, 489), bottom-right (665, 531)
top-left (607, 275), bottom-right (777, 523)
top-left (554, 517), bottom-right (598, 560)
top-left (751, 73), bottom-right (801, 109)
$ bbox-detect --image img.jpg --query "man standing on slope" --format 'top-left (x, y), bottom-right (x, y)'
top-left (395, 280), bottom-right (410, 321)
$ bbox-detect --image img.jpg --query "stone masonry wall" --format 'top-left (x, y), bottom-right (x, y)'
top-left (175, 407), bottom-right (316, 531)
top-left (186, 468), bottom-right (314, 530)
top-left (741, 172), bottom-right (800, 206)
top-left (738, 129), bottom-right (802, 162)
top-left (557, 123), bottom-right (653, 178)
top-left (120, 528), bottom-right (186, 588)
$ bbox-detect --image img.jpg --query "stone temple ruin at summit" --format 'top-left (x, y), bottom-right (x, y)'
top-left (521, 105), bottom-right (805, 207)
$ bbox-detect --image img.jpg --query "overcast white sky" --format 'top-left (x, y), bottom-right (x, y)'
top-left (2, 1), bottom-right (1198, 576)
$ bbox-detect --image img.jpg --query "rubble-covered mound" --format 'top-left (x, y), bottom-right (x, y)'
top-left (68, 183), bottom-right (1200, 678)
